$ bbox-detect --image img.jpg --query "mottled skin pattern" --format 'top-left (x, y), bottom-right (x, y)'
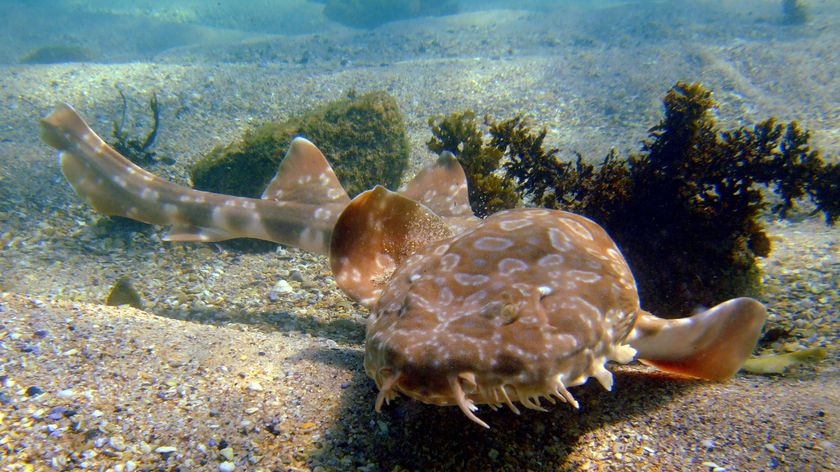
top-left (41, 104), bottom-right (767, 429)
top-left (366, 209), bottom-right (638, 427)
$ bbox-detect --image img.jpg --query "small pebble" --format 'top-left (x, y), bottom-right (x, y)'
top-left (124, 460), bottom-right (137, 472)
top-left (109, 435), bottom-right (127, 451)
top-left (220, 446), bottom-right (234, 461)
top-left (247, 381), bottom-right (264, 392)
top-left (273, 280), bottom-right (293, 295)
top-left (25, 386), bottom-right (43, 397)
top-left (155, 446), bottom-right (177, 455)
top-left (20, 344), bottom-right (40, 354)
top-left (219, 461), bottom-right (235, 472)
top-left (47, 406), bottom-right (67, 420)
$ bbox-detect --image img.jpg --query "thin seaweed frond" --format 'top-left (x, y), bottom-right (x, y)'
top-left (111, 88), bottom-right (168, 166)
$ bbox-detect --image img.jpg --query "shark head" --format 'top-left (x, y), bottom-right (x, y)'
top-left (338, 201), bottom-right (640, 428)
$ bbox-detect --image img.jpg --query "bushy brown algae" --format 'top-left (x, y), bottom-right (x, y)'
top-left (427, 111), bottom-right (518, 217)
top-left (427, 82), bottom-right (838, 315)
top-left (191, 90), bottom-right (408, 198)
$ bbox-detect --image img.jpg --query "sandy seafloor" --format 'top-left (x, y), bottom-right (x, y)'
top-left (0, 1), bottom-right (838, 470)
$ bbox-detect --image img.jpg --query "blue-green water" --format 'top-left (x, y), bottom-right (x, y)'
top-left (0, 1), bottom-right (822, 64)
top-left (0, 1), bottom-right (837, 471)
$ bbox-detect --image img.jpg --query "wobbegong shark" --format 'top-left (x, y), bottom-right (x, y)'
top-left (41, 103), bottom-right (767, 428)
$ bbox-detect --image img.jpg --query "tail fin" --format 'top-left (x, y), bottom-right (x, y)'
top-left (628, 298), bottom-right (767, 380)
top-left (41, 103), bottom-right (176, 218)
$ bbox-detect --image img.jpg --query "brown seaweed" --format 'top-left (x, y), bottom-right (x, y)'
top-left (428, 82), bottom-right (837, 314)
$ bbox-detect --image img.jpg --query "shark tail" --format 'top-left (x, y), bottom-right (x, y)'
top-left (42, 103), bottom-right (200, 223)
top-left (40, 103), bottom-right (350, 253)
top-left (627, 298), bottom-right (767, 380)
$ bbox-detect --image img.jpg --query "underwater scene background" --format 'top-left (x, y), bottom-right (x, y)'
top-left (0, 1), bottom-right (837, 470)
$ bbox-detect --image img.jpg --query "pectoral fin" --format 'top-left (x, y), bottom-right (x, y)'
top-left (330, 186), bottom-right (453, 308)
top-left (627, 298), bottom-right (767, 380)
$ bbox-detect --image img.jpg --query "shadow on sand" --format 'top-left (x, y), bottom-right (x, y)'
top-left (301, 346), bottom-right (703, 471)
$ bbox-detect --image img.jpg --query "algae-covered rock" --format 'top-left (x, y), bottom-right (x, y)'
top-left (190, 91), bottom-right (409, 198)
top-left (106, 276), bottom-right (144, 310)
top-left (20, 45), bottom-right (95, 64)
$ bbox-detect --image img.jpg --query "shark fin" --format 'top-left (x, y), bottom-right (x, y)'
top-left (261, 137), bottom-right (350, 206)
top-left (42, 103), bottom-right (176, 220)
top-left (628, 298), bottom-right (767, 380)
top-left (400, 151), bottom-right (473, 218)
top-left (162, 225), bottom-right (234, 242)
top-left (330, 186), bottom-right (453, 308)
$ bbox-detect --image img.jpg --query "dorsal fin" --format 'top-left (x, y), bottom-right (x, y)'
top-left (261, 137), bottom-right (350, 206)
top-left (400, 151), bottom-right (473, 218)
top-left (330, 186), bottom-right (453, 308)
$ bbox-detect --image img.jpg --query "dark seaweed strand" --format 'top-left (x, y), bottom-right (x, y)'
top-left (140, 92), bottom-right (160, 152)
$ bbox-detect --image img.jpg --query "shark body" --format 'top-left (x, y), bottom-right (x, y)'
top-left (41, 104), bottom-right (767, 428)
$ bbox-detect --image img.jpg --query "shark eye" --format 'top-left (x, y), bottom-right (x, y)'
top-left (480, 294), bottom-right (519, 326)
top-left (498, 304), bottom-right (519, 324)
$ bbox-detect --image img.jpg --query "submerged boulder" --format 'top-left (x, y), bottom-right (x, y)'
top-left (191, 90), bottom-right (409, 199)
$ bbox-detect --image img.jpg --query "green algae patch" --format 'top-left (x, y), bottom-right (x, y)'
top-left (741, 348), bottom-right (827, 375)
top-left (190, 91), bottom-right (408, 199)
